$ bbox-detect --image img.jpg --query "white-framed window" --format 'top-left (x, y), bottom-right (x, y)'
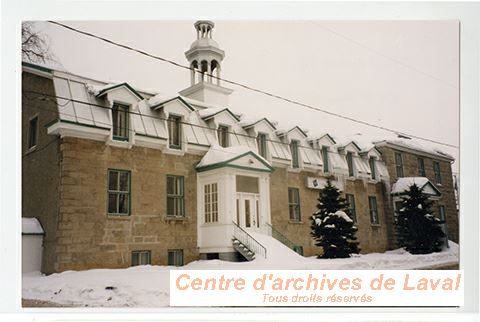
top-left (418, 157), bottom-right (426, 177)
top-left (290, 140), bottom-right (300, 168)
top-left (217, 125), bottom-right (229, 148)
top-left (168, 114), bottom-right (182, 149)
top-left (108, 169), bottom-right (131, 216)
top-left (166, 175), bottom-right (185, 217)
top-left (346, 152), bottom-right (355, 177)
top-left (28, 115), bottom-right (39, 149)
top-left (395, 152), bottom-right (404, 177)
top-left (433, 161), bottom-right (442, 184)
top-left (112, 103), bottom-right (129, 141)
top-left (204, 183), bottom-right (218, 223)
top-left (321, 146), bottom-right (329, 173)
top-left (168, 249), bottom-right (184, 266)
top-left (257, 133), bottom-right (268, 158)
top-left (131, 250), bottom-right (151, 266)
top-left (346, 193), bottom-right (357, 223)
top-left (369, 157), bottom-right (376, 180)
top-left (288, 187), bottom-right (301, 221)
top-left (369, 196), bottom-right (380, 225)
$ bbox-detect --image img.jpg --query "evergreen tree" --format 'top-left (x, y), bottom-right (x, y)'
top-left (311, 180), bottom-right (360, 258)
top-left (395, 184), bottom-right (445, 254)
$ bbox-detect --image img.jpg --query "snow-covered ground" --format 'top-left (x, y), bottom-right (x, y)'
top-left (23, 240), bottom-right (458, 307)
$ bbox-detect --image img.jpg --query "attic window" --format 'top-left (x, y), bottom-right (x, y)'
top-left (257, 133), bottom-right (267, 158)
top-left (369, 157), bottom-right (376, 180)
top-left (217, 125), bottom-right (229, 148)
top-left (112, 103), bottom-right (129, 141)
top-left (168, 115), bottom-right (182, 149)
top-left (346, 152), bottom-right (354, 177)
top-left (290, 140), bottom-right (300, 168)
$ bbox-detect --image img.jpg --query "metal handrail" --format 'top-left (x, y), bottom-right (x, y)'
top-left (265, 222), bottom-right (299, 252)
top-left (232, 221), bottom-right (267, 259)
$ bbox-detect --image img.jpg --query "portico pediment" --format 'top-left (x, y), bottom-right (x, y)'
top-left (196, 146), bottom-right (273, 173)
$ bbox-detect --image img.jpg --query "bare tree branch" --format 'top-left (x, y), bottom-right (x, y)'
top-left (22, 22), bottom-right (52, 64)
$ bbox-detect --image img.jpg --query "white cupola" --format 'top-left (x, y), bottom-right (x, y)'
top-left (179, 20), bottom-right (233, 107)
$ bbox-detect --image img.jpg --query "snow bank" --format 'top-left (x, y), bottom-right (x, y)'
top-left (23, 242), bottom-right (458, 307)
top-left (22, 217), bottom-right (44, 235)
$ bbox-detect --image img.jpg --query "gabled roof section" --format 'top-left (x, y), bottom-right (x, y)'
top-left (196, 145), bottom-right (273, 173)
top-left (199, 107), bottom-right (240, 122)
top-left (391, 177), bottom-right (442, 197)
top-left (241, 117), bottom-right (277, 131)
top-left (338, 141), bottom-right (362, 153)
top-left (287, 126), bottom-right (308, 138)
top-left (307, 133), bottom-right (336, 145)
top-left (96, 82), bottom-right (144, 100)
top-left (149, 95), bottom-right (195, 112)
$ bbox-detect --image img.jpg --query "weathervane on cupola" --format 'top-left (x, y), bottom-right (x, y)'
top-left (179, 20), bottom-right (233, 107)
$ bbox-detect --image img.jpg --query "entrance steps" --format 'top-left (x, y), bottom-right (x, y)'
top-left (231, 237), bottom-right (256, 261)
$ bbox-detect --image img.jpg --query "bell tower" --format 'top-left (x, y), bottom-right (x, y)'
top-left (179, 21), bottom-right (233, 107)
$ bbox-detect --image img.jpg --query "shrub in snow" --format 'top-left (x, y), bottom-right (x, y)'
top-left (310, 180), bottom-right (360, 259)
top-left (395, 184), bottom-right (445, 254)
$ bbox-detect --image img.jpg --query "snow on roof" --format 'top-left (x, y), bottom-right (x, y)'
top-left (196, 144), bottom-right (270, 168)
top-left (375, 135), bottom-right (454, 160)
top-left (181, 96), bottom-right (227, 110)
top-left (148, 94), bottom-right (180, 108)
top-left (22, 217), bottom-right (44, 235)
top-left (391, 177), bottom-right (430, 194)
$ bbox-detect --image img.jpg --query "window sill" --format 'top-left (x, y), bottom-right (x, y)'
top-left (287, 167), bottom-right (302, 173)
top-left (164, 216), bottom-right (189, 222)
top-left (107, 139), bottom-right (132, 149)
top-left (164, 148), bottom-right (185, 156)
top-left (370, 224), bottom-right (381, 228)
top-left (107, 214), bottom-right (131, 220)
top-left (289, 220), bottom-right (304, 224)
top-left (346, 176), bottom-right (356, 181)
top-left (24, 145), bottom-right (37, 156)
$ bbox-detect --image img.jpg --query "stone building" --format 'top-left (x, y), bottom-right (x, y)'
top-left (22, 21), bottom-right (458, 274)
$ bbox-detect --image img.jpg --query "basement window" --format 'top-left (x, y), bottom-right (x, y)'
top-left (131, 250), bottom-right (151, 266)
top-left (168, 249), bottom-right (184, 266)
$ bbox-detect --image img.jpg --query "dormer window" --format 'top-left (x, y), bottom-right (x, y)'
top-left (321, 146), bottom-right (329, 173)
top-left (168, 115), bottom-right (182, 149)
top-left (257, 133), bottom-right (267, 158)
top-left (346, 152), bottom-right (354, 177)
top-left (369, 156), bottom-right (376, 180)
top-left (217, 125), bottom-right (229, 148)
top-left (112, 103), bottom-right (129, 141)
top-left (290, 140), bottom-right (300, 168)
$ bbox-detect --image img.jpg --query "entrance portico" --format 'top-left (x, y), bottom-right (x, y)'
top-left (196, 146), bottom-right (273, 259)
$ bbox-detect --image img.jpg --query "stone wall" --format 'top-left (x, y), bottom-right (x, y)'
top-left (22, 71), bottom-right (60, 274)
top-left (378, 146), bottom-right (459, 245)
top-left (269, 168), bottom-right (389, 257)
top-left (55, 137), bottom-right (201, 272)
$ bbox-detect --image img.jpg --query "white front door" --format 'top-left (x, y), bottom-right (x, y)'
top-left (236, 192), bottom-right (260, 231)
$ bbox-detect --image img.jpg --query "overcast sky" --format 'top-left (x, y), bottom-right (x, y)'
top-left (33, 20), bottom-right (459, 171)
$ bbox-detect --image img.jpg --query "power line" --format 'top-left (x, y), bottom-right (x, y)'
top-left (46, 21), bottom-right (459, 150)
top-left (312, 22), bottom-right (458, 89)
top-left (23, 90), bottom-right (405, 161)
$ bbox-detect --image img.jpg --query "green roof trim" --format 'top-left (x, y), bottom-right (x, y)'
top-left (22, 61), bottom-right (53, 73)
top-left (150, 96), bottom-right (195, 112)
top-left (201, 108), bottom-right (240, 122)
top-left (196, 151), bottom-right (273, 173)
top-left (96, 83), bottom-right (144, 100)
